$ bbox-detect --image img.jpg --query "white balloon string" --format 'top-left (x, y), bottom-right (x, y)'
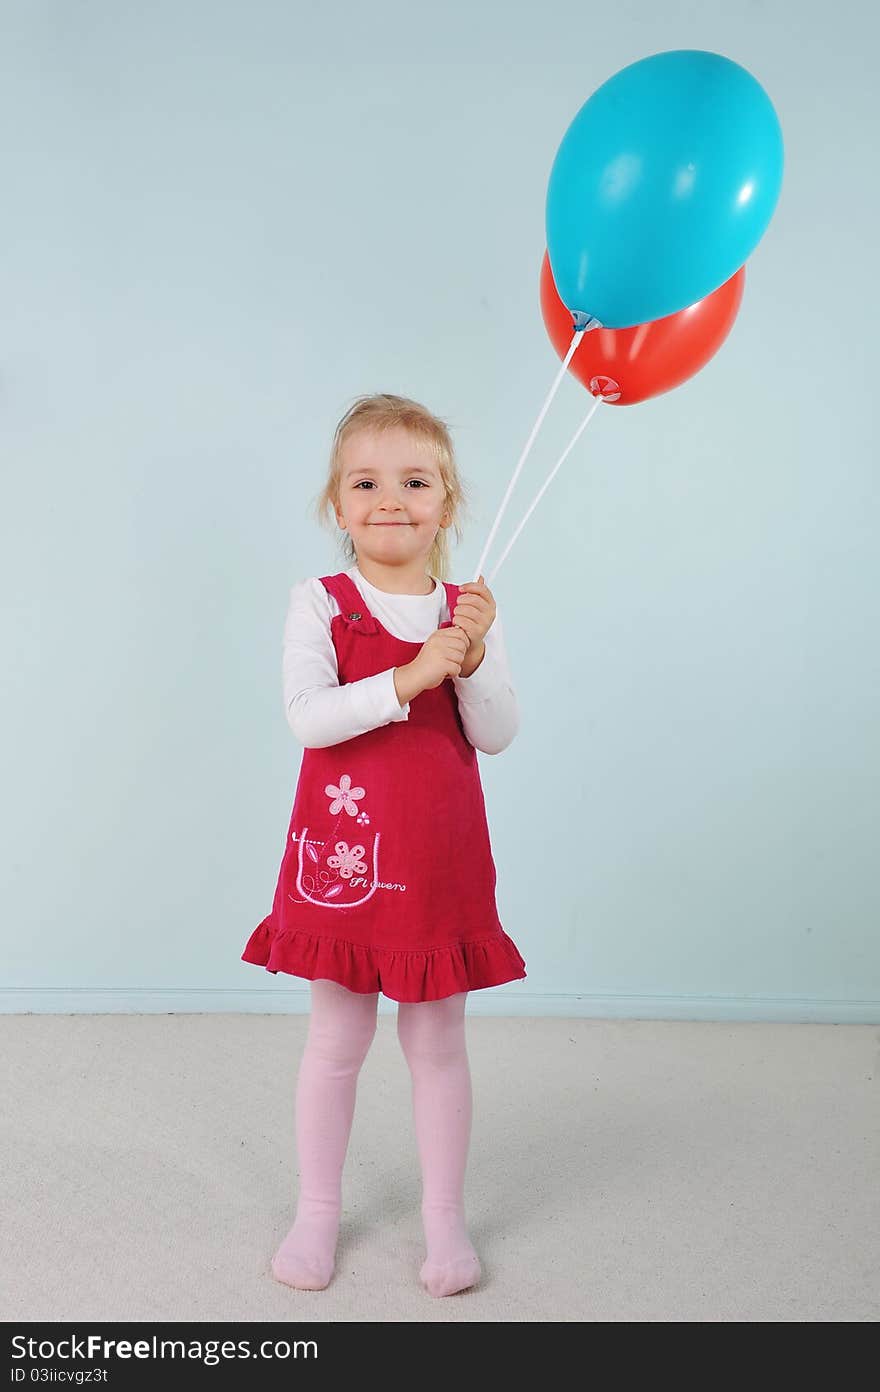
top-left (486, 394), bottom-right (604, 586)
top-left (472, 326), bottom-right (588, 583)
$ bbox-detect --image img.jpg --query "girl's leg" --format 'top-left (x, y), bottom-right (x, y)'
top-left (397, 991), bottom-right (481, 1297)
top-left (272, 978), bottom-right (379, 1291)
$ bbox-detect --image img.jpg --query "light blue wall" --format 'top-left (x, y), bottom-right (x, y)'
top-left (2, 1), bottom-right (877, 1019)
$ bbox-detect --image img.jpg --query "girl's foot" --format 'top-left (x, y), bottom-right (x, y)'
top-left (271, 1200), bottom-right (340, 1291)
top-left (419, 1203), bottom-right (482, 1297)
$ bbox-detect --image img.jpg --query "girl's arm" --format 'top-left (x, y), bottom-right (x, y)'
top-left (452, 609), bottom-right (520, 755)
top-left (282, 580), bottom-right (412, 749)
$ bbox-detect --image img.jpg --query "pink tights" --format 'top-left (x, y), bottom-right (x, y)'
top-left (271, 978), bottom-right (480, 1298)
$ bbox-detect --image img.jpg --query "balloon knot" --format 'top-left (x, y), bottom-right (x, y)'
top-left (571, 311), bottom-right (602, 332)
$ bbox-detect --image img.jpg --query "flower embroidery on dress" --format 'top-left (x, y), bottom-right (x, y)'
top-left (325, 773), bottom-right (365, 817)
top-left (326, 841), bottom-right (368, 879)
top-left (292, 825), bottom-right (383, 909)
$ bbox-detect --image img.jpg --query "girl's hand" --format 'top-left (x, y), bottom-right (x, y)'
top-left (408, 626), bottom-right (470, 692)
top-left (451, 575), bottom-right (496, 652)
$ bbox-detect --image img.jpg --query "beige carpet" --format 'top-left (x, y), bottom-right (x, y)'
top-left (1, 1014), bottom-right (877, 1322)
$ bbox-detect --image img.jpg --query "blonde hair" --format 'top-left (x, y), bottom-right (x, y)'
top-left (311, 393), bottom-right (472, 581)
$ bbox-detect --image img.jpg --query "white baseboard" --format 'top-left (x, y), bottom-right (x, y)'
top-left (0, 988), bottom-right (877, 1022)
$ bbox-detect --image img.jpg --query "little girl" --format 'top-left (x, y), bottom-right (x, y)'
top-left (242, 392), bottom-right (527, 1297)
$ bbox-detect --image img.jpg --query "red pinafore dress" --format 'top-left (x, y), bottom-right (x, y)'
top-left (241, 570), bottom-right (527, 1002)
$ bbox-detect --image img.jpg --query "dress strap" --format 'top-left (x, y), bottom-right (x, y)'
top-left (438, 580), bottom-right (461, 630)
top-left (319, 573), bottom-right (380, 634)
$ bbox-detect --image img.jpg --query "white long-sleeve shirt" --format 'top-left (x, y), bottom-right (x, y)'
top-left (282, 565), bottom-right (518, 755)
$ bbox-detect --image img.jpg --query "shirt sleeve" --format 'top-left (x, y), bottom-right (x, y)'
top-left (452, 607), bottom-right (520, 755)
top-left (282, 580), bottom-right (411, 749)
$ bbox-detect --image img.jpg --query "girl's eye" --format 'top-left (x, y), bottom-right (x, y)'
top-left (355, 480), bottom-right (427, 489)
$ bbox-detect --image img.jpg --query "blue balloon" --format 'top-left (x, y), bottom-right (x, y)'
top-left (545, 50), bottom-right (784, 329)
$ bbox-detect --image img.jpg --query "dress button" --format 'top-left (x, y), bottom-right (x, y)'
top-left (349, 611), bottom-right (362, 621)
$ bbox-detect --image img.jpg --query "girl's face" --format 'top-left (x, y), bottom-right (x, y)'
top-left (334, 426), bottom-right (450, 565)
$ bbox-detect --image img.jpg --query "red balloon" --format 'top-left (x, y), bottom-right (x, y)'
top-left (540, 250), bottom-right (745, 406)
